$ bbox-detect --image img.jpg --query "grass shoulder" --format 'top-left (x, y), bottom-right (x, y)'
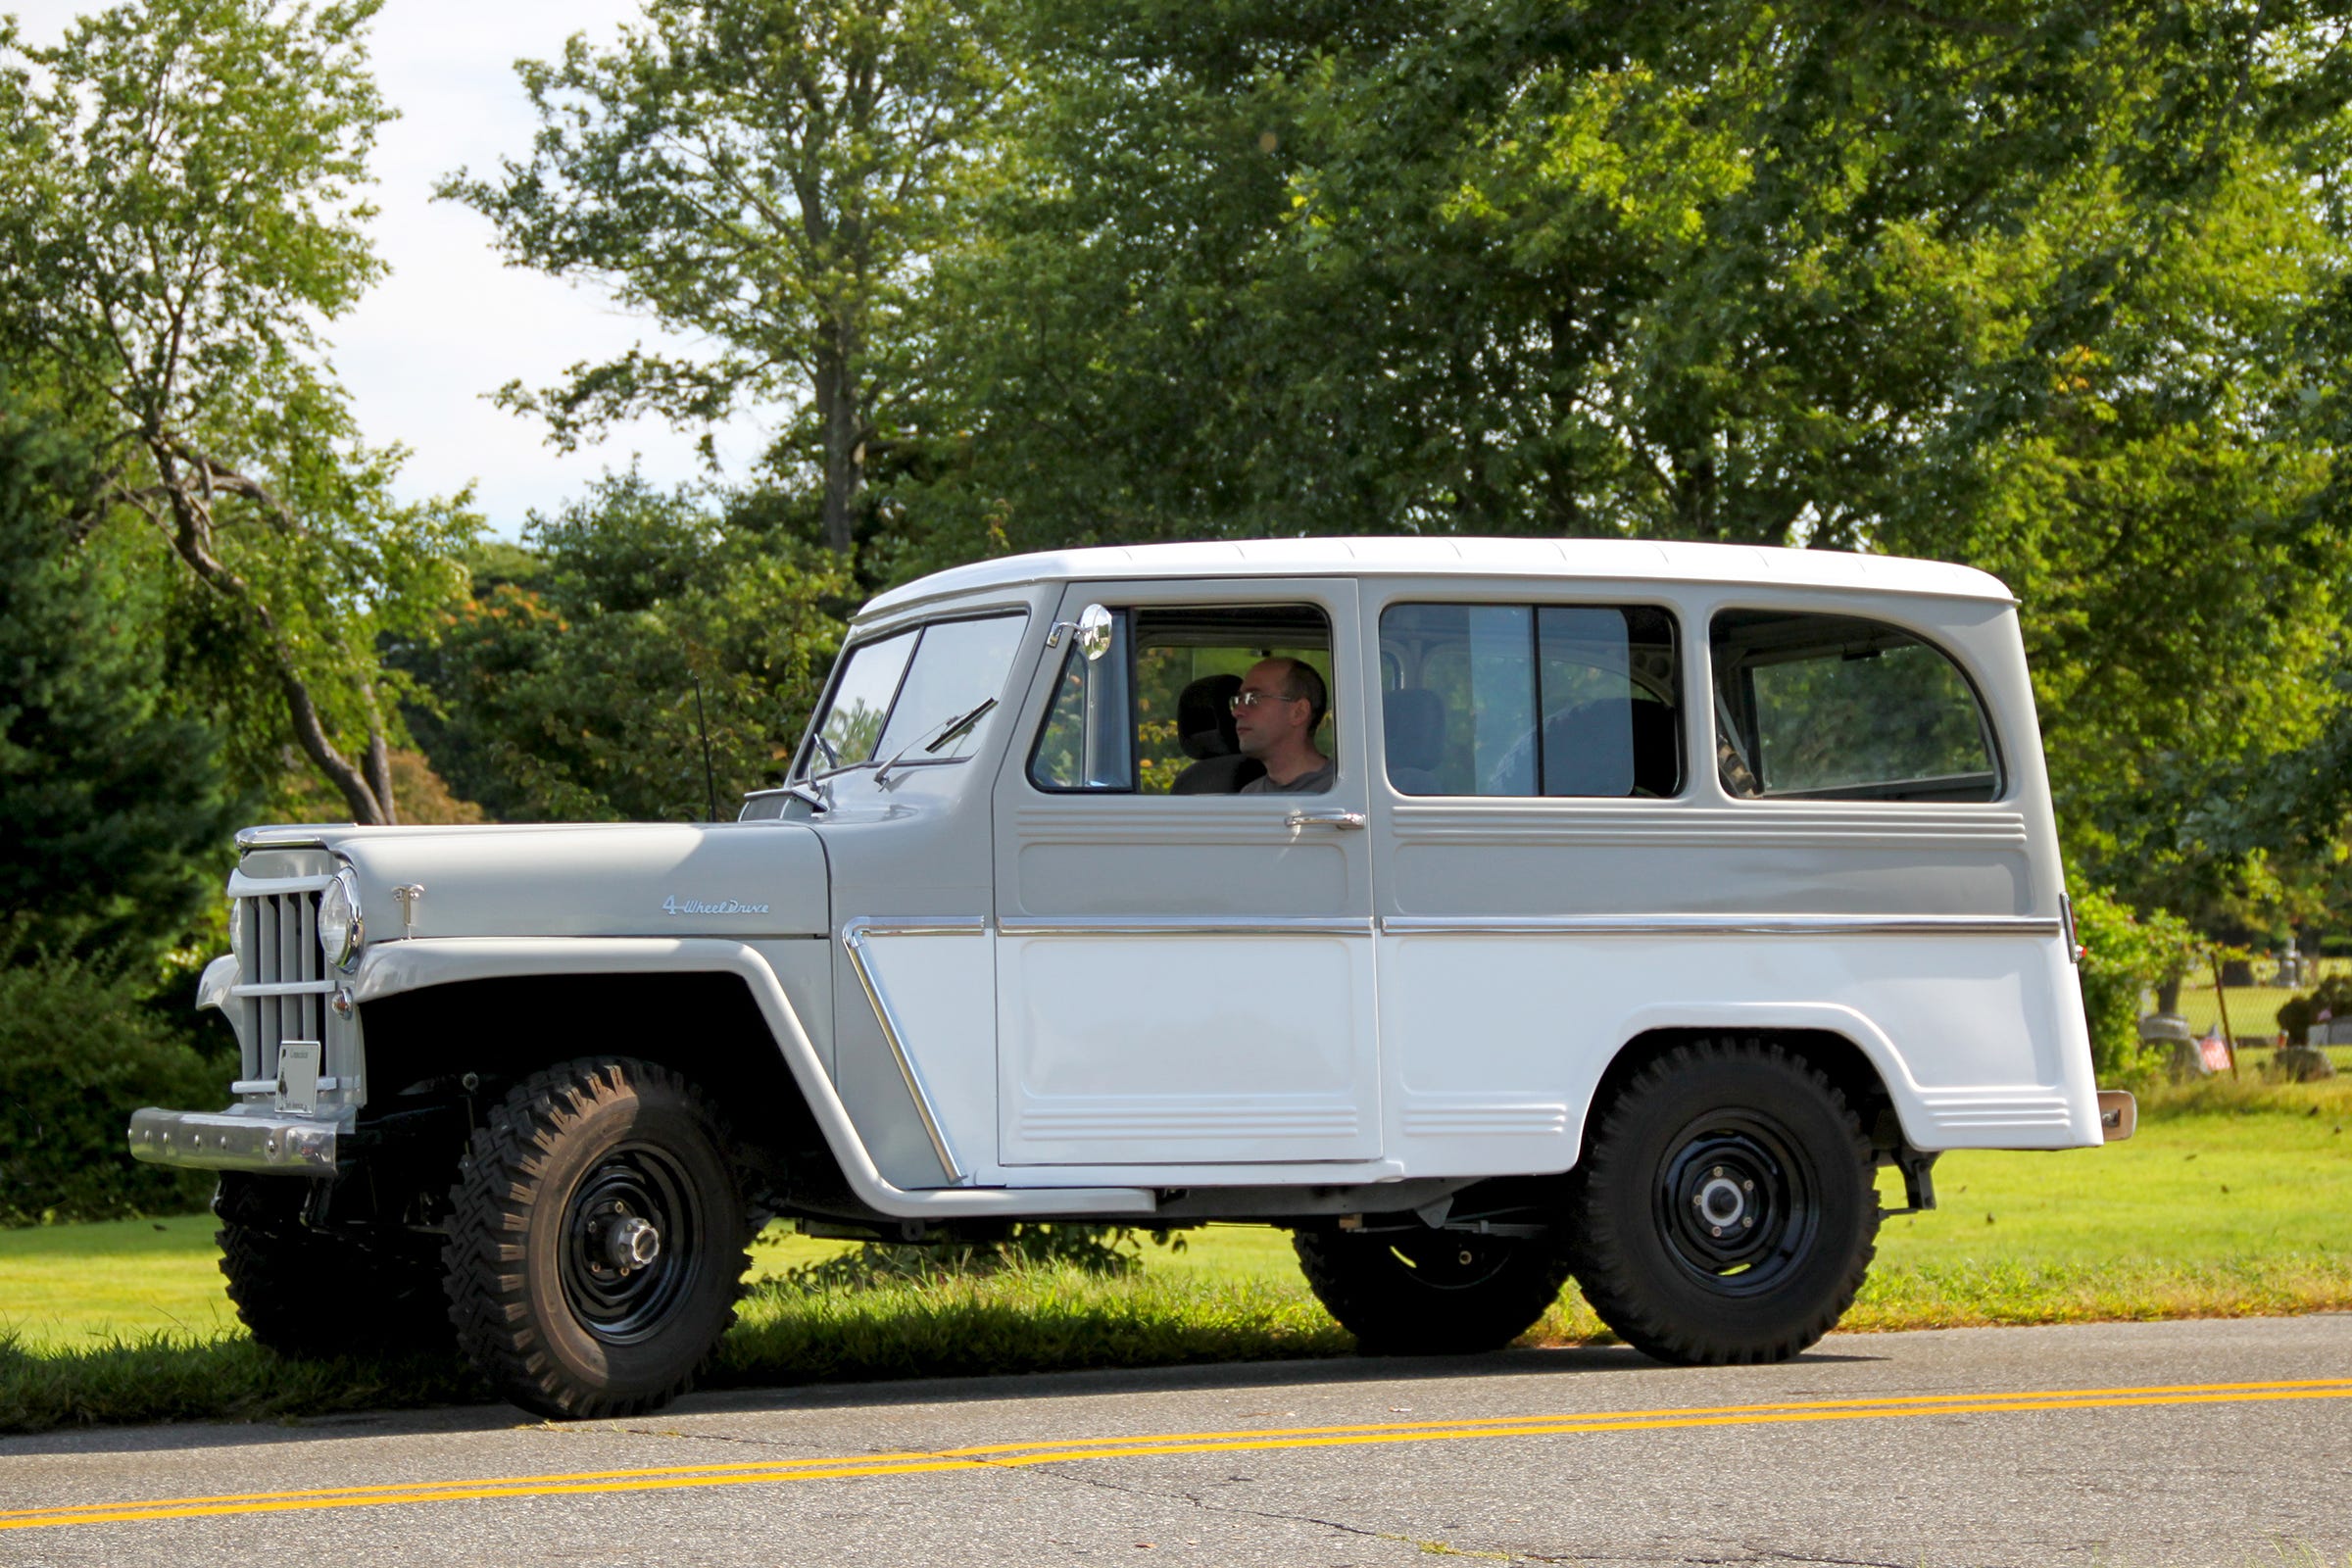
top-left (4, 1082), bottom-right (2347, 1433)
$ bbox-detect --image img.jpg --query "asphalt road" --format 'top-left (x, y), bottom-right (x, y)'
top-left (5, 1316), bottom-right (2350, 1568)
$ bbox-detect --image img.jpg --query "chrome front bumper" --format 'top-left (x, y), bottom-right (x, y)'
top-left (126, 1105), bottom-right (347, 1172)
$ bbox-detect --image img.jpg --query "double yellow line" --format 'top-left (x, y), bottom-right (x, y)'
top-left (8, 1377), bottom-right (2350, 1533)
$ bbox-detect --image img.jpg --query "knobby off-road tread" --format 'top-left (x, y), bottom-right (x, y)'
top-left (215, 1174), bottom-right (449, 1358)
top-left (1293, 1227), bottom-right (1575, 1355)
top-left (442, 1057), bottom-right (751, 1420)
top-left (1568, 1038), bottom-right (1878, 1366)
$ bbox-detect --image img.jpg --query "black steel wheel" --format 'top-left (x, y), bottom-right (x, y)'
top-left (1294, 1225), bottom-right (1573, 1354)
top-left (443, 1058), bottom-right (748, 1419)
top-left (215, 1173), bottom-right (450, 1358)
top-left (1567, 1038), bottom-right (1878, 1365)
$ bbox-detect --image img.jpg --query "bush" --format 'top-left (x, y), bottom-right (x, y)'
top-left (0, 954), bottom-right (222, 1225)
top-left (2276, 975), bottom-right (2352, 1047)
top-left (2072, 886), bottom-right (2194, 1079)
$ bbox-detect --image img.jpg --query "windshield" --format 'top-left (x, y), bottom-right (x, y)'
top-left (873, 615), bottom-right (1030, 762)
top-left (808, 628), bottom-right (916, 772)
top-left (798, 612), bottom-right (1029, 779)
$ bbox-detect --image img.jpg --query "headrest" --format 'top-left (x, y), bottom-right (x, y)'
top-left (1177, 673), bottom-right (1245, 760)
top-left (1384, 688), bottom-right (1446, 773)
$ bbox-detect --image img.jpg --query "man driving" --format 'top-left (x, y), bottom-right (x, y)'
top-left (1231, 657), bottom-right (1335, 794)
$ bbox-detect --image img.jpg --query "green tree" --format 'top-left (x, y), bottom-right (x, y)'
top-left (401, 472), bottom-right (853, 822)
top-left (0, 384), bottom-right (244, 967)
top-left (442, 0), bottom-right (1004, 557)
top-left (0, 0), bottom-right (478, 825)
top-left (913, 0), bottom-right (2352, 914)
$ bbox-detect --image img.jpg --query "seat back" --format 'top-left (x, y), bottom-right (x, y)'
top-left (1384, 687), bottom-right (1446, 795)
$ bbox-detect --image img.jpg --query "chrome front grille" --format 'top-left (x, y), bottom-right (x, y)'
top-left (231, 885), bottom-right (332, 1085)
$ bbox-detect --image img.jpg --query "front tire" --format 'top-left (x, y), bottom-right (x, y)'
top-left (1294, 1226), bottom-right (1573, 1354)
top-left (443, 1058), bottom-right (749, 1419)
top-left (1567, 1038), bottom-right (1878, 1365)
top-left (215, 1174), bottom-right (449, 1358)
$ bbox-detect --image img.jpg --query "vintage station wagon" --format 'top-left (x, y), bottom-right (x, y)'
top-left (132, 538), bottom-right (2127, 1417)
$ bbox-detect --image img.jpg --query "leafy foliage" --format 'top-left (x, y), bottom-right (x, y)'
top-left (0, 953), bottom-right (223, 1226)
top-left (399, 471), bottom-right (853, 821)
top-left (441, 0), bottom-right (1006, 554)
top-left (2072, 886), bottom-right (2197, 1078)
top-left (0, 386), bottom-right (244, 966)
top-left (0, 0), bottom-right (478, 824)
top-left (905, 0), bottom-right (2352, 917)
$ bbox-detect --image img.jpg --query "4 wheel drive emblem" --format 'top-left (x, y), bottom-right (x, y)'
top-left (661, 895), bottom-right (771, 916)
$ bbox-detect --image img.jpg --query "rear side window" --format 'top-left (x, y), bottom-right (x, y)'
top-left (1377, 603), bottom-right (1684, 797)
top-left (1710, 610), bottom-right (1999, 803)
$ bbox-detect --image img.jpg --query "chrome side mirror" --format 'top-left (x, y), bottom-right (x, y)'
top-left (1049, 603), bottom-right (1116, 662)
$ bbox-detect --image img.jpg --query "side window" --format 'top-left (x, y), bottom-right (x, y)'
top-left (1031, 611), bottom-right (1135, 790)
top-left (1710, 611), bottom-right (1999, 803)
top-left (1029, 603), bottom-right (1335, 794)
top-left (1379, 603), bottom-right (1684, 798)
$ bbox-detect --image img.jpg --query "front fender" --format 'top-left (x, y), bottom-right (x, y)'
top-left (351, 937), bottom-right (1152, 1220)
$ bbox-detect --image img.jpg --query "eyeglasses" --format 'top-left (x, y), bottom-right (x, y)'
top-left (1229, 690), bottom-right (1302, 710)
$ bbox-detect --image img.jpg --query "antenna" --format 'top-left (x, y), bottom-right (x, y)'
top-left (691, 674), bottom-right (720, 822)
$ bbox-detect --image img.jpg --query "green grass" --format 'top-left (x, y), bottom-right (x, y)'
top-left (5, 1081), bottom-right (2350, 1432)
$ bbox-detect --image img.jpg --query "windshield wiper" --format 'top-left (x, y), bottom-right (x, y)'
top-left (874, 698), bottom-right (998, 785)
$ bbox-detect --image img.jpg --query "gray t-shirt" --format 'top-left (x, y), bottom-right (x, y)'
top-left (1239, 758), bottom-right (1336, 795)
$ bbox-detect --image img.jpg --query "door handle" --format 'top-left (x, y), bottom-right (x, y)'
top-left (1287, 809), bottom-right (1368, 831)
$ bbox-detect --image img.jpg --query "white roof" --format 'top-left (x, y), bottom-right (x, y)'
top-left (858, 537), bottom-right (2014, 623)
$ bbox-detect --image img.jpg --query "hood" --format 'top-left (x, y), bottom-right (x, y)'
top-left (235, 821), bottom-right (829, 940)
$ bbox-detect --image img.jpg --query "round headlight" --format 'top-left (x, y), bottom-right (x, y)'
top-left (318, 867), bottom-right (364, 972)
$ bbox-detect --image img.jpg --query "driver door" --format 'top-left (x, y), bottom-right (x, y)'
top-left (988, 579), bottom-right (1382, 1171)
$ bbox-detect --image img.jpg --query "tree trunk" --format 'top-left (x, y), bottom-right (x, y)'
top-left (814, 346), bottom-right (861, 557)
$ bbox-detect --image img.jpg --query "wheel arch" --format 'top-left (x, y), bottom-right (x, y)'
top-left (351, 939), bottom-right (858, 1212)
top-left (1582, 1005), bottom-right (1930, 1162)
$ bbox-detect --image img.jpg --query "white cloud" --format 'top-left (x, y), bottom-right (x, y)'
top-left (9, 0), bottom-right (775, 536)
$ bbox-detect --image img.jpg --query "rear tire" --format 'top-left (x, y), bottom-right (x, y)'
top-left (215, 1174), bottom-right (449, 1358)
top-left (443, 1057), bottom-right (749, 1420)
top-left (1294, 1226), bottom-right (1573, 1354)
top-left (1568, 1038), bottom-right (1878, 1365)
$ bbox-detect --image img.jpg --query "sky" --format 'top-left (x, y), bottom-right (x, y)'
top-left (9, 0), bottom-right (772, 537)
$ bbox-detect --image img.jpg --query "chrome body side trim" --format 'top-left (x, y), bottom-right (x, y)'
top-left (1377, 914), bottom-right (2065, 938)
top-left (127, 1105), bottom-right (345, 1173)
top-left (999, 915), bottom-right (1376, 938)
top-left (838, 916), bottom-right (987, 1185)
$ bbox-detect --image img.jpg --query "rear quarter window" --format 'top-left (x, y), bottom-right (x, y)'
top-left (1710, 610), bottom-right (2000, 803)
